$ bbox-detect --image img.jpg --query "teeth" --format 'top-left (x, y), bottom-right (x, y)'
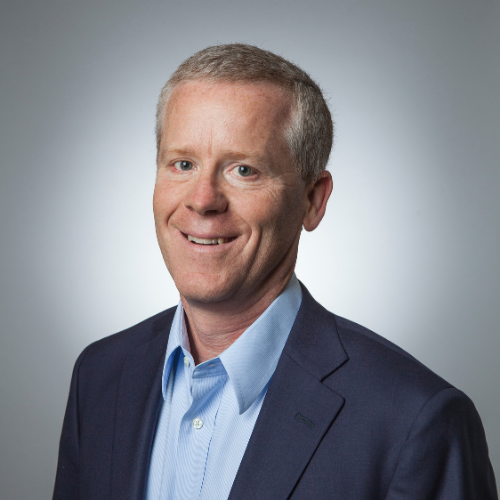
top-left (187, 235), bottom-right (231, 245)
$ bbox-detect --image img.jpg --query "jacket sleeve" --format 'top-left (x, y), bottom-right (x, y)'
top-left (52, 347), bottom-right (90, 500)
top-left (385, 387), bottom-right (498, 499)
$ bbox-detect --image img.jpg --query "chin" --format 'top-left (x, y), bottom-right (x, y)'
top-left (175, 273), bottom-right (240, 305)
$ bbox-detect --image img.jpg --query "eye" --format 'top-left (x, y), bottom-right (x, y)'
top-left (235, 165), bottom-right (253, 177)
top-left (174, 160), bottom-right (194, 171)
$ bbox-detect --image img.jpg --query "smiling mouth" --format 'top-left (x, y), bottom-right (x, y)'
top-left (186, 234), bottom-right (235, 245)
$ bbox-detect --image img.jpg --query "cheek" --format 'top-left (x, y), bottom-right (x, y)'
top-left (247, 189), bottom-right (304, 242)
top-left (153, 182), bottom-right (176, 222)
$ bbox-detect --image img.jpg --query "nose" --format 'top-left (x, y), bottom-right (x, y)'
top-left (184, 169), bottom-right (228, 215)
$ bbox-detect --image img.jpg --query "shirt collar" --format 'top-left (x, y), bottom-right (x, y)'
top-left (162, 274), bottom-right (302, 413)
top-left (161, 302), bottom-right (191, 399)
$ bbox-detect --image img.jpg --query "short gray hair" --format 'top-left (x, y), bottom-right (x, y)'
top-left (156, 44), bottom-right (333, 180)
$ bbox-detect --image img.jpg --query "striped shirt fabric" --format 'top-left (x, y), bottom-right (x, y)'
top-left (145, 275), bottom-right (302, 500)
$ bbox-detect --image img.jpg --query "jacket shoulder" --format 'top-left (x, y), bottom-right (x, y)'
top-left (77, 306), bottom-right (176, 373)
top-left (332, 312), bottom-right (454, 405)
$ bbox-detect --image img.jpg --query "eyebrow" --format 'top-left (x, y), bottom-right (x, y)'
top-left (159, 148), bottom-right (192, 163)
top-left (225, 151), bottom-right (269, 165)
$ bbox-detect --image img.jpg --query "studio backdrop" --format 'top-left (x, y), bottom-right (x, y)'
top-left (1, 0), bottom-right (499, 498)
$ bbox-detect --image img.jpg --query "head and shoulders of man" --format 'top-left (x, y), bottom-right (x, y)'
top-left (80, 44), bottom-right (452, 401)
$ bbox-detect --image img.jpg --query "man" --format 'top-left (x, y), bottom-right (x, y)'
top-left (53, 44), bottom-right (497, 499)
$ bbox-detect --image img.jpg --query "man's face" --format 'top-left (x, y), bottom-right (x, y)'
top-left (154, 80), bottom-right (315, 308)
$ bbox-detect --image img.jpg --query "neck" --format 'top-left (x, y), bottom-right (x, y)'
top-left (181, 267), bottom-right (295, 365)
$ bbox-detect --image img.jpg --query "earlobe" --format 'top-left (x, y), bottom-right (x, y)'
top-left (302, 171), bottom-right (333, 232)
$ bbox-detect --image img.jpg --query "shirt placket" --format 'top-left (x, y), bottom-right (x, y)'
top-left (174, 359), bottom-right (227, 499)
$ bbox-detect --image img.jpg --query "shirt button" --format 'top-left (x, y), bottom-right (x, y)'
top-left (183, 356), bottom-right (190, 367)
top-left (192, 417), bottom-right (203, 429)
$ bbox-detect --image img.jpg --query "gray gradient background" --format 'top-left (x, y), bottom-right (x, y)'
top-left (1, 0), bottom-right (499, 497)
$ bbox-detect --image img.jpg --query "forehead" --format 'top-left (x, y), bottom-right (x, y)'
top-left (166, 79), bottom-right (291, 117)
top-left (161, 81), bottom-right (292, 148)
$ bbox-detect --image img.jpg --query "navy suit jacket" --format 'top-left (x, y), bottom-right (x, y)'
top-left (54, 285), bottom-right (498, 499)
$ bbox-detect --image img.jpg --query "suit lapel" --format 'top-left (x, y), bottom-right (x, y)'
top-left (109, 311), bottom-right (174, 500)
top-left (229, 285), bottom-right (348, 500)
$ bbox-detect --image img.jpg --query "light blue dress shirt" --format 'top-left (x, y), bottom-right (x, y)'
top-left (145, 275), bottom-right (302, 500)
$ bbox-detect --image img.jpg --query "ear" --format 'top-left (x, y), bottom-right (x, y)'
top-left (302, 171), bottom-right (333, 232)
